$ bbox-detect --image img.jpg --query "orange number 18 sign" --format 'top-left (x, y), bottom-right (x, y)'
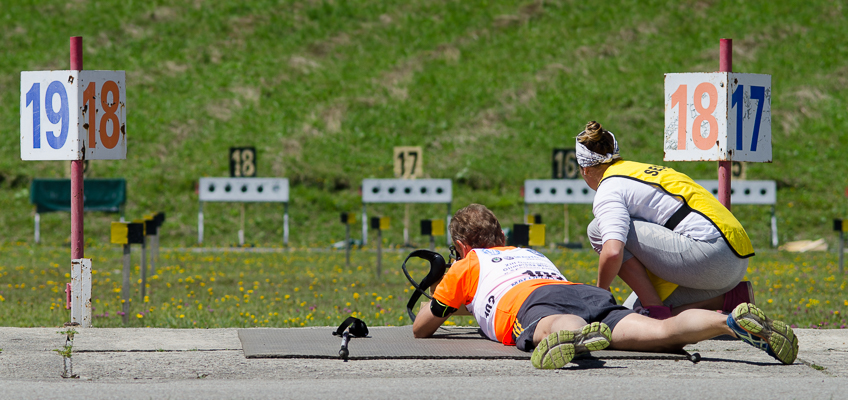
top-left (80, 71), bottom-right (126, 160)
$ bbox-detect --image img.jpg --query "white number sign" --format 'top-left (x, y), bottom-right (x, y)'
top-left (21, 70), bottom-right (126, 161)
top-left (664, 73), bottom-right (771, 162)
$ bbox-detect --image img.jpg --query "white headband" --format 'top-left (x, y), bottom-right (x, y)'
top-left (575, 131), bottom-right (620, 168)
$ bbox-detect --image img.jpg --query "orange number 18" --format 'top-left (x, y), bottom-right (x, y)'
top-left (670, 83), bottom-right (719, 151)
top-left (83, 81), bottom-right (121, 149)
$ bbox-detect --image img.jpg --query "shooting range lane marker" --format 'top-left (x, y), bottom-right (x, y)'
top-left (21, 37), bottom-right (128, 327)
top-left (198, 177), bottom-right (290, 246)
top-left (361, 178), bottom-right (453, 246)
top-left (523, 179), bottom-right (595, 247)
top-left (664, 39), bottom-right (772, 213)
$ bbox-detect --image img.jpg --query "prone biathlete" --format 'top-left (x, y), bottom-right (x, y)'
top-left (575, 120), bottom-right (754, 319)
top-left (412, 204), bottom-right (798, 369)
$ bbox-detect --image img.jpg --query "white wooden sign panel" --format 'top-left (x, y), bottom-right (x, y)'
top-left (80, 70), bottom-right (127, 160)
top-left (727, 74), bottom-right (771, 162)
top-left (664, 72), bottom-right (771, 163)
top-left (21, 71), bottom-right (82, 160)
top-left (21, 70), bottom-right (127, 161)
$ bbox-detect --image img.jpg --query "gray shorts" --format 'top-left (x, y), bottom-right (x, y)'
top-left (587, 218), bottom-right (749, 307)
top-left (513, 284), bottom-right (634, 352)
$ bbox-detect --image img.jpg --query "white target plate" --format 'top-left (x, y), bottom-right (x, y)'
top-left (199, 177), bottom-right (289, 202)
top-left (524, 180), bottom-right (595, 204)
top-left (695, 180), bottom-right (776, 205)
top-left (362, 179), bottom-right (452, 204)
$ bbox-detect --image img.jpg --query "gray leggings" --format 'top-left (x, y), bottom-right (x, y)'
top-left (587, 218), bottom-right (748, 307)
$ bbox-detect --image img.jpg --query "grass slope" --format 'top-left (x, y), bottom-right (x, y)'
top-left (1, 0), bottom-right (847, 251)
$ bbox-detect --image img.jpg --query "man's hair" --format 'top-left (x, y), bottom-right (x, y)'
top-left (449, 204), bottom-right (505, 249)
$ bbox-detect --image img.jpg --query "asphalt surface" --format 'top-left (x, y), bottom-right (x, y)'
top-left (1, 327), bottom-right (846, 399)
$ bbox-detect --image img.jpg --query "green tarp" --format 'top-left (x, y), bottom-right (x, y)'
top-left (30, 179), bottom-right (126, 213)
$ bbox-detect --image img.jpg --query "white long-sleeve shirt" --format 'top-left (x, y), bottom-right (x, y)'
top-left (593, 177), bottom-right (722, 245)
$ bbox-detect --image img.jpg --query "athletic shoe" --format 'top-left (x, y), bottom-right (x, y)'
top-left (723, 281), bottom-right (755, 312)
top-left (531, 322), bottom-right (612, 369)
top-left (727, 303), bottom-right (799, 365)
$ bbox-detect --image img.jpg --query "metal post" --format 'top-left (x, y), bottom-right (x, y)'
top-left (446, 202), bottom-right (452, 246)
top-left (840, 230), bottom-right (845, 274)
top-left (283, 202), bottom-right (290, 245)
top-left (718, 38), bottom-right (733, 210)
top-left (140, 239), bottom-right (147, 302)
top-left (70, 259), bottom-right (91, 327)
top-left (238, 203), bottom-right (245, 246)
top-left (153, 234), bottom-right (160, 272)
top-left (148, 234), bottom-right (156, 291)
top-left (122, 244), bottom-right (130, 325)
top-left (70, 36), bottom-right (84, 260)
top-left (770, 205), bottom-right (778, 248)
top-left (198, 201), bottom-right (204, 244)
top-left (345, 222), bottom-right (351, 268)
top-left (429, 235), bottom-right (435, 252)
top-left (361, 204), bottom-right (368, 246)
top-left (376, 228), bottom-right (382, 279)
top-left (563, 204), bottom-right (570, 244)
top-left (404, 204), bottom-right (410, 246)
top-left (34, 213), bottom-right (40, 244)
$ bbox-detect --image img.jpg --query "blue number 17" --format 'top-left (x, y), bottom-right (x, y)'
top-left (731, 84), bottom-right (765, 152)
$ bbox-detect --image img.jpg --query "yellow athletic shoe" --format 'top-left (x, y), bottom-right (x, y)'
top-left (727, 303), bottom-right (799, 365)
top-left (531, 322), bottom-right (612, 369)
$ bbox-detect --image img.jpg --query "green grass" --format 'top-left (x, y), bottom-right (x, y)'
top-left (0, 0), bottom-right (846, 250)
top-left (0, 243), bottom-right (845, 329)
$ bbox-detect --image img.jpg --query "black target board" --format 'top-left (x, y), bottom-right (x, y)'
top-left (552, 148), bottom-right (579, 179)
top-left (230, 147), bottom-right (257, 177)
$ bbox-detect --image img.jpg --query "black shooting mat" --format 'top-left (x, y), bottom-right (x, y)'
top-left (238, 326), bottom-right (694, 361)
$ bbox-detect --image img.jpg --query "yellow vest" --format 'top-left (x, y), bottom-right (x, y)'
top-left (600, 161), bottom-right (754, 300)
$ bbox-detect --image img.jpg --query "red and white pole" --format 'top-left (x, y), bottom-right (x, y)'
top-left (69, 36), bottom-right (92, 327)
top-left (70, 36), bottom-right (84, 259)
top-left (718, 38), bottom-right (732, 210)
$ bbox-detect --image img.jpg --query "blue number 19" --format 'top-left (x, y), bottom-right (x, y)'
top-left (731, 84), bottom-right (765, 152)
top-left (25, 83), bottom-right (41, 148)
top-left (25, 81), bottom-right (69, 150)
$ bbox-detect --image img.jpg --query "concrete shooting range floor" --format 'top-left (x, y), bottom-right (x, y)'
top-left (1, 327), bottom-right (847, 400)
top-left (237, 325), bottom-right (694, 361)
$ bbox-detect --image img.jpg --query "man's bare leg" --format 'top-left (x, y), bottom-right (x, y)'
top-left (532, 314), bottom-right (588, 346)
top-left (610, 309), bottom-right (733, 352)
